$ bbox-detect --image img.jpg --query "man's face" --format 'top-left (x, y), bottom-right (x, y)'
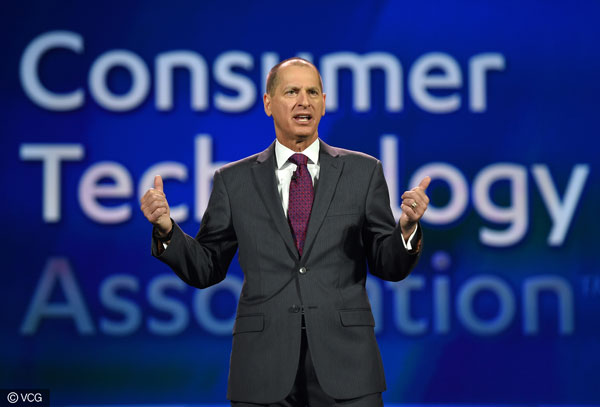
top-left (263, 63), bottom-right (326, 146)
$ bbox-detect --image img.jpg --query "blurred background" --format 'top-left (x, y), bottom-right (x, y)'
top-left (1, 1), bottom-right (599, 406)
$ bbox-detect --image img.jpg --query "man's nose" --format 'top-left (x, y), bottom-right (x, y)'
top-left (297, 90), bottom-right (310, 107)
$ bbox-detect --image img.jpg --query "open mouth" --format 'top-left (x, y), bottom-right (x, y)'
top-left (293, 114), bottom-right (313, 123)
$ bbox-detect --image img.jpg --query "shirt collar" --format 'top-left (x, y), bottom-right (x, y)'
top-left (275, 138), bottom-right (320, 170)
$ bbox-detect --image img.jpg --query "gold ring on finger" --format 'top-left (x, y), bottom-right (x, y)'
top-left (411, 201), bottom-right (418, 209)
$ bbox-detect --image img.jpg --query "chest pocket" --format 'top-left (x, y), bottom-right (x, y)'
top-left (326, 205), bottom-right (360, 217)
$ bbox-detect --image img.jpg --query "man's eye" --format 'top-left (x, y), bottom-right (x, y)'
top-left (286, 89), bottom-right (297, 95)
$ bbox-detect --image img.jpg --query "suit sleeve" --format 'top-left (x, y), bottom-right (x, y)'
top-left (362, 160), bottom-right (421, 282)
top-left (151, 169), bottom-right (238, 289)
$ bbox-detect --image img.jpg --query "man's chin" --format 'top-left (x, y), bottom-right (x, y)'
top-left (275, 127), bottom-right (318, 145)
top-left (293, 132), bottom-right (318, 142)
top-left (294, 126), bottom-right (318, 137)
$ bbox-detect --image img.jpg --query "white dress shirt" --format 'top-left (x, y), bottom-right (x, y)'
top-left (275, 138), bottom-right (321, 216)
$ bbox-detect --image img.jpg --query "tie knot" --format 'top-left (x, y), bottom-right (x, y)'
top-left (289, 153), bottom-right (309, 167)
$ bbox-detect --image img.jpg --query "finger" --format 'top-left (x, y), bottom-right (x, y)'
top-left (154, 175), bottom-right (163, 192)
top-left (145, 205), bottom-right (167, 223)
top-left (140, 190), bottom-right (155, 208)
top-left (402, 190), bottom-right (428, 206)
top-left (142, 205), bottom-right (156, 221)
top-left (401, 190), bottom-right (419, 200)
top-left (149, 206), bottom-right (168, 222)
top-left (401, 201), bottom-right (418, 216)
top-left (146, 198), bottom-right (167, 214)
top-left (402, 198), bottom-right (427, 218)
top-left (141, 191), bottom-right (165, 211)
top-left (145, 189), bottom-right (165, 200)
top-left (401, 204), bottom-right (419, 224)
top-left (418, 176), bottom-right (431, 191)
top-left (410, 188), bottom-right (430, 205)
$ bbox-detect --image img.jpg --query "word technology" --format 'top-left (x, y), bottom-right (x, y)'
top-left (21, 31), bottom-right (505, 113)
top-left (20, 134), bottom-right (589, 248)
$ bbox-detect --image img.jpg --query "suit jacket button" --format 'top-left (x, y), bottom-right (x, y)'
top-left (299, 267), bottom-right (307, 274)
top-left (290, 304), bottom-right (300, 313)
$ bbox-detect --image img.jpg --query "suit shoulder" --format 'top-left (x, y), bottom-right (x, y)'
top-left (328, 145), bottom-right (380, 170)
top-left (336, 147), bottom-right (378, 161)
top-left (214, 151), bottom-right (265, 181)
top-left (219, 154), bottom-right (259, 171)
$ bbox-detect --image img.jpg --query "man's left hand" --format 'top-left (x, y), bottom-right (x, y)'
top-left (400, 176), bottom-right (431, 241)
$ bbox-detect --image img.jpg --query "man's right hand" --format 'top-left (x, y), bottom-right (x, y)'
top-left (141, 175), bottom-right (172, 238)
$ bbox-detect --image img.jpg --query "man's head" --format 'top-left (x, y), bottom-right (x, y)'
top-left (263, 58), bottom-right (326, 150)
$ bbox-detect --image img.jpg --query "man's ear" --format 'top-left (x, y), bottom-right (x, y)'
top-left (322, 93), bottom-right (326, 116)
top-left (263, 93), bottom-right (272, 116)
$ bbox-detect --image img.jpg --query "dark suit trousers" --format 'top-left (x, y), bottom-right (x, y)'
top-left (231, 318), bottom-right (384, 407)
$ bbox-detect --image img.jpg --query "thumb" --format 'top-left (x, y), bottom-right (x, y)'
top-left (418, 176), bottom-right (431, 191)
top-left (154, 175), bottom-right (163, 192)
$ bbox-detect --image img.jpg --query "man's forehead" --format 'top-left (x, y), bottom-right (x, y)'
top-left (277, 64), bottom-right (321, 86)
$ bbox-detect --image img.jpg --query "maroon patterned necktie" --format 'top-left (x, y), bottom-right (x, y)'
top-left (287, 153), bottom-right (314, 256)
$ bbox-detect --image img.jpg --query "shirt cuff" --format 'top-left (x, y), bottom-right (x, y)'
top-left (400, 224), bottom-right (419, 251)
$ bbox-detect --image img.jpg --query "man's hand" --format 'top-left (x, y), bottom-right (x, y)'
top-left (400, 176), bottom-right (431, 241)
top-left (140, 175), bottom-right (172, 238)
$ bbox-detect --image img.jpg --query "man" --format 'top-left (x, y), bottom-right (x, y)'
top-left (141, 57), bottom-right (430, 407)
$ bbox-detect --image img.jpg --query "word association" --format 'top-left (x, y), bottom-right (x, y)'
top-left (21, 257), bottom-right (573, 337)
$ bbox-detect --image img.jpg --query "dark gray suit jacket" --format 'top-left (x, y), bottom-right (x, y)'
top-left (152, 139), bottom-right (421, 403)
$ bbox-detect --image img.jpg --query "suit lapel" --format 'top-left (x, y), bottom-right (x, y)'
top-left (251, 142), bottom-right (299, 259)
top-left (302, 140), bottom-right (343, 259)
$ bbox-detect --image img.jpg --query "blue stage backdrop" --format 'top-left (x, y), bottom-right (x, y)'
top-left (1, 1), bottom-right (599, 406)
